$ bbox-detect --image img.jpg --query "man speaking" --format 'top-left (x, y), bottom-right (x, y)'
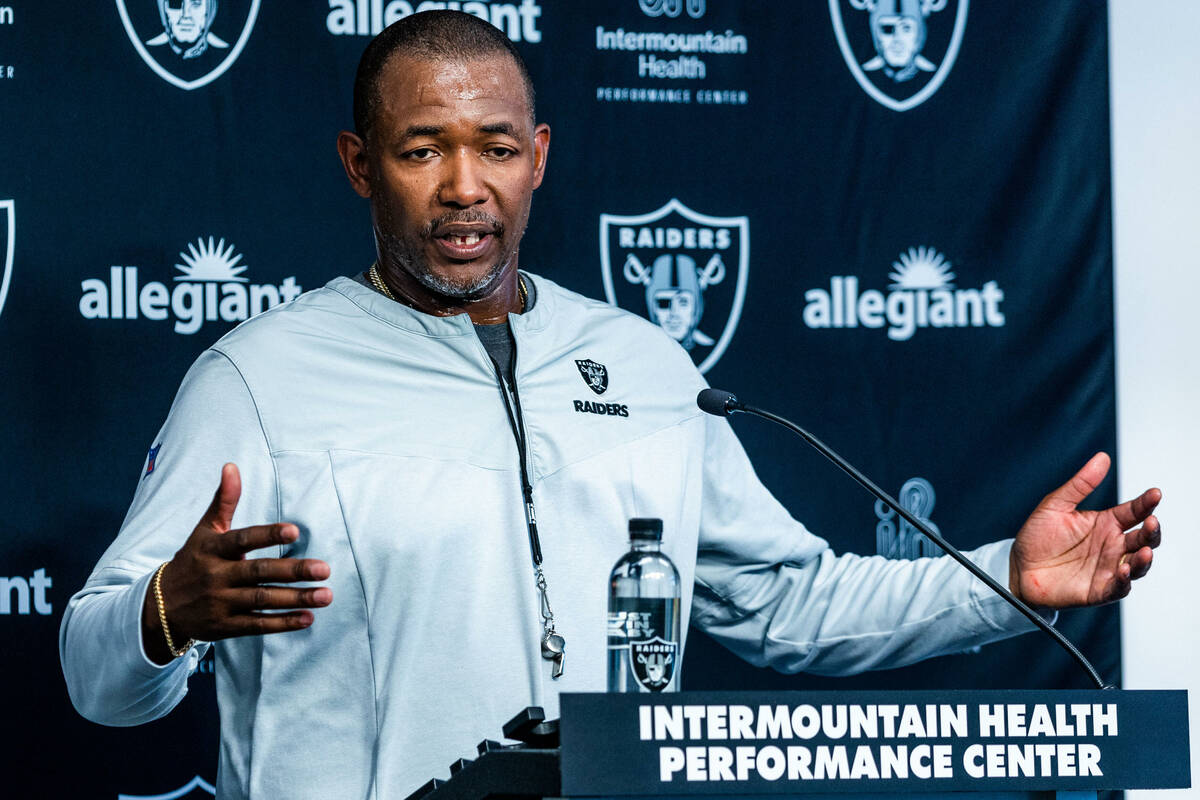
top-left (60, 11), bottom-right (1162, 799)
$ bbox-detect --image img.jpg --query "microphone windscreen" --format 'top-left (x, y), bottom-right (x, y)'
top-left (697, 388), bottom-right (738, 417)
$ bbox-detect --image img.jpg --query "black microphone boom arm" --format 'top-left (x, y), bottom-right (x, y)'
top-left (696, 389), bottom-right (1111, 690)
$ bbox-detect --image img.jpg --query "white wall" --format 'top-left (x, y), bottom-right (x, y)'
top-left (1110, 2), bottom-right (1200, 796)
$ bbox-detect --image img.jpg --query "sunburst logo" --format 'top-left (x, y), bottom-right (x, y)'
top-left (802, 243), bottom-right (1005, 340)
top-left (889, 246), bottom-right (955, 290)
top-left (80, 235), bottom-right (301, 335)
top-left (175, 237), bottom-right (248, 283)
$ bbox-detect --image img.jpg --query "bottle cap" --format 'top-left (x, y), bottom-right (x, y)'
top-left (628, 518), bottom-right (663, 540)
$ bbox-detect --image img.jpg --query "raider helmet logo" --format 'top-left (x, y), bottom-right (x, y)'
top-left (0, 200), bottom-right (13, 323)
top-left (600, 199), bottom-right (749, 374)
top-left (117, 0), bottom-right (261, 90)
top-left (631, 636), bottom-right (677, 692)
top-left (575, 359), bottom-right (609, 395)
top-left (829, 0), bottom-right (968, 111)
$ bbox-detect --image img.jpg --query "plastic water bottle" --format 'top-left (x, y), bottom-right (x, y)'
top-left (607, 518), bottom-right (681, 692)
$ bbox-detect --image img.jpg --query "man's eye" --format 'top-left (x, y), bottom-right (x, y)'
top-left (485, 146), bottom-right (516, 159)
top-left (405, 148), bottom-right (437, 160)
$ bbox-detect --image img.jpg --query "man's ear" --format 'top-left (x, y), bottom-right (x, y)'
top-left (531, 123), bottom-right (551, 190)
top-left (336, 131), bottom-right (372, 199)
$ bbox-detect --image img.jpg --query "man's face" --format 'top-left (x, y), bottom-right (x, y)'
top-left (364, 55), bottom-right (549, 301)
top-left (166, 0), bottom-right (209, 44)
top-left (652, 289), bottom-right (697, 341)
top-left (874, 15), bottom-right (920, 67)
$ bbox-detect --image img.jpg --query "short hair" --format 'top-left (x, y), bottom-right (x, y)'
top-left (353, 10), bottom-right (537, 142)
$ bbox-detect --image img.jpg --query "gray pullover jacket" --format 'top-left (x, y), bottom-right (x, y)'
top-left (61, 274), bottom-right (1032, 799)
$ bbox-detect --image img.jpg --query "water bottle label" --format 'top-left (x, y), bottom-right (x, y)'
top-left (608, 598), bottom-right (678, 692)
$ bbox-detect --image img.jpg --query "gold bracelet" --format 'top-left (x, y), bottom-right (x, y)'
top-left (153, 562), bottom-right (195, 659)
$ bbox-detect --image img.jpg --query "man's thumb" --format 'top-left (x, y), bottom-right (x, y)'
top-left (1046, 451), bottom-right (1110, 511)
top-left (201, 463), bottom-right (241, 532)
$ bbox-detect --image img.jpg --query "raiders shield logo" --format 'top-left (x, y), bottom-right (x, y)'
top-left (829, 0), bottom-right (968, 112)
top-left (117, 0), bottom-right (261, 90)
top-left (0, 200), bottom-right (12, 322)
top-left (631, 636), bottom-right (677, 692)
top-left (118, 775), bottom-right (216, 800)
top-left (600, 199), bottom-right (749, 374)
top-left (575, 359), bottom-right (609, 395)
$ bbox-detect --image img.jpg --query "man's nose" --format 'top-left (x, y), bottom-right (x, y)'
top-left (437, 152), bottom-right (489, 207)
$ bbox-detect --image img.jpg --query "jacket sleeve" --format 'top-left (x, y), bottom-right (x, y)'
top-left (59, 349), bottom-right (278, 725)
top-left (691, 413), bottom-right (1044, 676)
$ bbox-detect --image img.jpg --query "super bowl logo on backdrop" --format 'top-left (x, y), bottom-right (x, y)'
top-left (875, 477), bottom-right (944, 559)
top-left (117, 0), bottom-right (260, 90)
top-left (600, 199), bottom-right (748, 374)
top-left (829, 0), bottom-right (967, 111)
top-left (0, 199), bottom-right (12, 322)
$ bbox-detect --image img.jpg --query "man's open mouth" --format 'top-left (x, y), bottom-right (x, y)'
top-left (433, 229), bottom-right (496, 260)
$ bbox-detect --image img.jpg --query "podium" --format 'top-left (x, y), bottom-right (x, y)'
top-left (405, 691), bottom-right (1189, 800)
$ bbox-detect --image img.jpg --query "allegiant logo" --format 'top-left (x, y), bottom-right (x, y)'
top-left (802, 246), bottom-right (1005, 341)
top-left (79, 237), bottom-right (302, 335)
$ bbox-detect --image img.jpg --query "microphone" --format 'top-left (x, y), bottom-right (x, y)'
top-left (696, 388), bottom-right (742, 417)
top-left (697, 388), bottom-right (1112, 690)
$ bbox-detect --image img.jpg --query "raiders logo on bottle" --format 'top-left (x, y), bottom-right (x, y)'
top-left (630, 636), bottom-right (677, 692)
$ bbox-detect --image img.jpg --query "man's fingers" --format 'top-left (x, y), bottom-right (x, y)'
top-left (1110, 568), bottom-right (1133, 600)
top-left (1127, 546), bottom-right (1154, 581)
top-left (1045, 452), bottom-right (1110, 512)
top-left (1124, 515), bottom-right (1162, 552)
top-left (200, 463), bottom-right (242, 533)
top-left (211, 523), bottom-right (300, 558)
top-left (228, 610), bottom-right (317, 637)
top-left (1111, 488), bottom-right (1163, 530)
top-left (232, 557), bottom-right (331, 585)
top-left (229, 585), bottom-right (333, 612)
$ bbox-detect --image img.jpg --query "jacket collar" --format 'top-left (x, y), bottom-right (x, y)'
top-left (326, 271), bottom-right (556, 338)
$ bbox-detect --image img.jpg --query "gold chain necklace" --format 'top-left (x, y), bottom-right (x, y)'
top-left (368, 264), bottom-right (527, 313)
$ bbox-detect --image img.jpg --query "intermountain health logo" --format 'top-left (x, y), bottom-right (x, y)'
top-left (0, 199), bottom-right (12, 322)
top-left (638, 0), bottom-right (705, 18)
top-left (829, 0), bottom-right (967, 111)
top-left (875, 477), bottom-right (944, 559)
top-left (601, 199), bottom-right (748, 374)
top-left (803, 246), bottom-right (1004, 341)
top-left (79, 237), bottom-right (301, 334)
top-left (117, 0), bottom-right (261, 90)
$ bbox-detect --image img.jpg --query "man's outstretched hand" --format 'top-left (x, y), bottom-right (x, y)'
top-left (141, 463), bottom-right (332, 665)
top-left (1010, 452), bottom-right (1161, 609)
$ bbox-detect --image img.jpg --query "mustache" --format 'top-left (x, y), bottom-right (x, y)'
top-left (424, 209), bottom-right (504, 238)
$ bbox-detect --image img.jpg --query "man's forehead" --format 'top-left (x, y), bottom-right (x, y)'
top-left (379, 54), bottom-right (529, 115)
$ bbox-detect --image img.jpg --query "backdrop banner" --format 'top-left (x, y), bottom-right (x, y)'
top-left (0, 1), bottom-right (1116, 795)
